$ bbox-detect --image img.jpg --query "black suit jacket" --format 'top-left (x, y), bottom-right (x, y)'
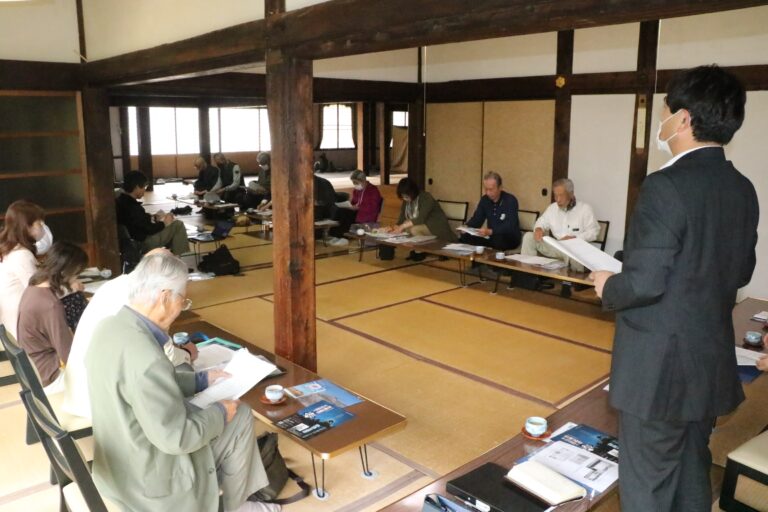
top-left (194, 165), bottom-right (219, 192)
top-left (603, 147), bottom-right (758, 421)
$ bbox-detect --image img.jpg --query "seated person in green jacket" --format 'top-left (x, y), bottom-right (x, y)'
top-left (85, 252), bottom-right (277, 512)
top-left (391, 178), bottom-right (456, 260)
top-left (116, 171), bottom-right (190, 256)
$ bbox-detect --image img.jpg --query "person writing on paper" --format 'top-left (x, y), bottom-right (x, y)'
top-left (192, 156), bottom-right (220, 199)
top-left (85, 252), bottom-right (277, 512)
top-left (459, 171), bottom-right (521, 251)
top-left (213, 152), bottom-right (244, 203)
top-left (591, 66), bottom-right (758, 512)
top-left (62, 248), bottom-right (198, 419)
top-left (116, 170), bottom-right (190, 256)
top-left (328, 169), bottom-right (383, 245)
top-left (520, 178), bottom-right (599, 272)
top-left (391, 177), bottom-right (456, 260)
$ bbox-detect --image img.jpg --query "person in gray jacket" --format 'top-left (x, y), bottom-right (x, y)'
top-left (85, 252), bottom-right (278, 512)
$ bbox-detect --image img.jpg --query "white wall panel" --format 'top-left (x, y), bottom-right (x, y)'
top-left (83, 0), bottom-right (262, 60)
top-left (658, 6), bottom-right (768, 69)
top-left (0, 0), bottom-right (79, 63)
top-left (573, 23), bottom-right (639, 74)
top-left (568, 95), bottom-right (635, 256)
top-left (424, 34), bottom-right (557, 82)
top-left (314, 49), bottom-right (418, 82)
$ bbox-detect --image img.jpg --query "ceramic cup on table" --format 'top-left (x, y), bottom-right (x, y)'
top-left (495, 251), bottom-right (505, 260)
top-left (475, 246), bottom-right (485, 255)
top-left (525, 416), bottom-right (548, 437)
top-left (265, 385), bottom-right (285, 402)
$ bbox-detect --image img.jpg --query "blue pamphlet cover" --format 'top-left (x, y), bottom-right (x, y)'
top-left (285, 379), bottom-right (363, 407)
top-left (739, 365), bottom-right (761, 384)
top-left (276, 400), bottom-right (355, 440)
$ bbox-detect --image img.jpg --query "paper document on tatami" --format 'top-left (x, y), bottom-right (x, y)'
top-left (543, 236), bottom-right (622, 273)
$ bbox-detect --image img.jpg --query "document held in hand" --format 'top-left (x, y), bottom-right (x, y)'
top-left (543, 236), bottom-right (622, 273)
top-left (190, 350), bottom-right (277, 408)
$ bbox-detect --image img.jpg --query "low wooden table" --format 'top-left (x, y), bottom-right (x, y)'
top-left (480, 252), bottom-right (593, 293)
top-left (381, 385), bottom-right (617, 512)
top-left (179, 320), bottom-right (407, 498)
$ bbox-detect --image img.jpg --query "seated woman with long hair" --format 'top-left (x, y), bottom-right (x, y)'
top-left (0, 200), bottom-right (46, 340)
top-left (17, 240), bottom-right (88, 391)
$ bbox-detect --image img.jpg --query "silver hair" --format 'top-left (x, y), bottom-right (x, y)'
top-left (350, 169), bottom-right (367, 183)
top-left (127, 253), bottom-right (188, 306)
top-left (483, 171), bottom-right (502, 187)
top-left (553, 178), bottom-right (575, 194)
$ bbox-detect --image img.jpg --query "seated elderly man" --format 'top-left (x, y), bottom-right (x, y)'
top-left (193, 156), bottom-right (221, 199)
top-left (85, 253), bottom-right (277, 512)
top-left (62, 248), bottom-right (198, 419)
top-left (116, 171), bottom-right (190, 256)
top-left (459, 171), bottom-right (521, 251)
top-left (521, 178), bottom-right (599, 272)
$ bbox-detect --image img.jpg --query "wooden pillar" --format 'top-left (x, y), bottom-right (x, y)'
top-left (81, 88), bottom-right (120, 272)
top-left (625, 20), bottom-right (659, 231)
top-left (376, 102), bottom-right (391, 185)
top-left (199, 103), bottom-right (211, 164)
top-left (407, 98), bottom-right (426, 190)
top-left (552, 30), bottom-right (574, 185)
top-left (266, 50), bottom-right (317, 371)
top-left (136, 106), bottom-right (154, 191)
top-left (356, 102), bottom-right (374, 172)
top-left (118, 106), bottom-right (131, 176)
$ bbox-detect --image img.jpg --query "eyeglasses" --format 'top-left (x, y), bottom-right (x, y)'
top-left (181, 298), bottom-right (193, 311)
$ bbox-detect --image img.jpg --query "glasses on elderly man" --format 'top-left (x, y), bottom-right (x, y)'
top-left (181, 298), bottom-right (193, 311)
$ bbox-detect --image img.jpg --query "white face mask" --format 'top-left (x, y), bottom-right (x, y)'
top-left (35, 223), bottom-right (53, 254)
top-left (655, 110), bottom-right (683, 155)
top-left (353, 184), bottom-right (363, 191)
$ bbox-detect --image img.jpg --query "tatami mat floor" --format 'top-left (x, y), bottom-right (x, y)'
top-left (1, 186), bottom-right (763, 511)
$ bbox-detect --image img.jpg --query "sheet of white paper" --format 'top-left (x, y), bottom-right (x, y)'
top-left (530, 441), bottom-right (618, 493)
top-left (543, 236), bottom-right (622, 273)
top-left (335, 200), bottom-right (353, 209)
top-left (193, 345), bottom-right (239, 372)
top-left (443, 243), bottom-right (478, 251)
top-left (314, 219), bottom-right (339, 226)
top-left (505, 254), bottom-right (559, 266)
top-left (189, 350), bottom-right (276, 408)
top-left (752, 311), bottom-right (768, 322)
top-left (457, 226), bottom-right (490, 239)
top-left (736, 346), bottom-right (764, 366)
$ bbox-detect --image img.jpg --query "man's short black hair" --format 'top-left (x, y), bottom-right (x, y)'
top-left (123, 170), bottom-right (148, 193)
top-left (396, 177), bottom-right (420, 200)
top-left (665, 64), bottom-right (746, 145)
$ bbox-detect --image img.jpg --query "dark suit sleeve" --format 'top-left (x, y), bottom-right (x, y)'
top-left (739, 185), bottom-right (760, 288)
top-left (602, 173), bottom-right (685, 312)
top-left (466, 200), bottom-right (486, 228)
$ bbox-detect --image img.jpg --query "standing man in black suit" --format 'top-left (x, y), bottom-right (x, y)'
top-left (592, 65), bottom-right (759, 512)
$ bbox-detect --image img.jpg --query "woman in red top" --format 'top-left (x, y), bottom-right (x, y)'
top-left (328, 170), bottom-right (383, 245)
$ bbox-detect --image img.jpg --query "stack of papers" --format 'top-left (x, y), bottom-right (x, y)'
top-left (384, 235), bottom-right (436, 244)
top-left (752, 311), bottom-right (768, 322)
top-left (189, 350), bottom-right (276, 408)
top-left (457, 226), bottom-right (489, 239)
top-left (193, 344), bottom-right (239, 372)
top-left (543, 236), bottom-right (622, 273)
top-left (442, 243), bottom-right (478, 255)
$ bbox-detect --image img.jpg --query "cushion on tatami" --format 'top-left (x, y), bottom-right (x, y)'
top-left (337, 300), bottom-right (611, 406)
top-left (311, 265), bottom-right (460, 320)
top-left (428, 286), bottom-right (615, 351)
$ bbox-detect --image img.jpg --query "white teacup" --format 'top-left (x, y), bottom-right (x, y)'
top-left (525, 416), bottom-right (548, 437)
top-left (265, 385), bottom-right (285, 402)
top-left (99, 268), bottom-right (112, 279)
top-left (356, 228), bottom-right (366, 236)
top-left (475, 246), bottom-right (485, 255)
top-left (495, 251), bottom-right (505, 260)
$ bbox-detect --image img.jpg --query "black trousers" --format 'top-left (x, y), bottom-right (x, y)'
top-left (330, 207), bottom-right (357, 238)
top-left (618, 410), bottom-right (714, 512)
top-left (459, 232), bottom-right (520, 251)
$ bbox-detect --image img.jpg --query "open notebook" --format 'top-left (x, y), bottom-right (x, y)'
top-left (505, 460), bottom-right (586, 506)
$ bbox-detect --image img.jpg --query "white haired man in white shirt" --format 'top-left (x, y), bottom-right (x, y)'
top-left (521, 178), bottom-right (599, 273)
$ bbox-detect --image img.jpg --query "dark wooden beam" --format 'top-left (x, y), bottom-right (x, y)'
top-left (552, 30), bottom-right (574, 185)
top-left (84, 20), bottom-right (267, 87)
top-left (376, 102), bottom-right (391, 185)
top-left (272, 0), bottom-right (768, 60)
top-left (118, 106), bottom-right (131, 178)
top-left (407, 99), bottom-right (426, 190)
top-left (356, 102), bottom-right (375, 172)
top-left (198, 104), bottom-right (211, 163)
top-left (267, 51), bottom-right (317, 371)
top-left (81, 88), bottom-right (120, 272)
top-left (625, 20), bottom-right (660, 231)
top-left (136, 107), bottom-right (154, 190)
top-left (265, 0), bottom-right (286, 17)
top-left (426, 76), bottom-right (554, 102)
top-left (0, 60), bottom-right (81, 90)
top-left (75, 0), bottom-right (87, 63)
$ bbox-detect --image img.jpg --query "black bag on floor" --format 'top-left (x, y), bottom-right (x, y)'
top-left (252, 432), bottom-right (310, 505)
top-left (198, 244), bottom-right (240, 275)
top-left (510, 271), bottom-right (540, 290)
top-left (378, 245), bottom-right (395, 260)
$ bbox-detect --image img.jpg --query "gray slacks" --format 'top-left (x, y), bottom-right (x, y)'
top-left (142, 219), bottom-right (190, 256)
top-left (211, 405), bottom-right (269, 511)
top-left (618, 410), bottom-right (714, 512)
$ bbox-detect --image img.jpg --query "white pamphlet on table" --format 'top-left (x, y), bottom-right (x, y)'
top-left (543, 236), bottom-right (622, 273)
top-left (457, 226), bottom-right (489, 239)
top-left (189, 350), bottom-right (276, 408)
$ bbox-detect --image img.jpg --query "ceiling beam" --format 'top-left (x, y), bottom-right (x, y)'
top-left (84, 20), bottom-right (267, 86)
top-left (272, 0), bottom-right (768, 60)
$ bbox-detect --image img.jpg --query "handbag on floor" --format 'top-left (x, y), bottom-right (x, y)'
top-left (252, 432), bottom-right (310, 505)
top-left (197, 244), bottom-right (240, 276)
top-left (378, 245), bottom-right (395, 260)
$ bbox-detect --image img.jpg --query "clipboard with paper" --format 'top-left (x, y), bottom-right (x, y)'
top-left (543, 236), bottom-right (622, 274)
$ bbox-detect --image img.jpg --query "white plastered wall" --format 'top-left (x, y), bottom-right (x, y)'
top-left (573, 23), bottom-right (639, 74)
top-left (314, 49), bottom-right (419, 82)
top-left (82, 0), bottom-right (263, 60)
top-left (424, 33), bottom-right (557, 82)
top-left (0, 0), bottom-right (79, 63)
top-left (568, 95), bottom-right (635, 256)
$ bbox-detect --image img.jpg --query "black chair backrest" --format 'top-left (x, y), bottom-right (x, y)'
top-left (0, 324), bottom-right (21, 376)
top-left (19, 390), bottom-right (109, 512)
top-left (594, 220), bottom-right (610, 252)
